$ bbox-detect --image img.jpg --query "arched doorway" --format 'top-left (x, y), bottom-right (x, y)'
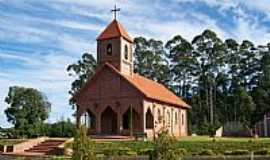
top-left (146, 108), bottom-right (154, 129)
top-left (123, 107), bottom-right (140, 132)
top-left (80, 110), bottom-right (96, 130)
top-left (101, 106), bottom-right (117, 134)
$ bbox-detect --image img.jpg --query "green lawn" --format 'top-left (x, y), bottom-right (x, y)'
top-left (179, 136), bottom-right (270, 142)
top-left (176, 136), bottom-right (270, 154)
top-left (66, 136), bottom-right (270, 156)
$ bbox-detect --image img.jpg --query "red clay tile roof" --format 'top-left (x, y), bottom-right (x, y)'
top-left (106, 63), bottom-right (190, 109)
top-left (96, 20), bottom-right (133, 43)
top-left (124, 74), bottom-right (190, 108)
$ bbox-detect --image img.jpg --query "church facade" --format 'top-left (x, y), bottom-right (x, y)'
top-left (73, 19), bottom-right (190, 138)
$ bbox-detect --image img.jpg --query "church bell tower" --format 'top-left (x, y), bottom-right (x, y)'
top-left (96, 6), bottom-right (134, 76)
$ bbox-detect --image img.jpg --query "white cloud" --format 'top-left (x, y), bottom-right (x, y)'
top-left (0, 86), bottom-right (10, 128)
top-left (172, 0), bottom-right (270, 45)
top-left (120, 9), bottom-right (230, 43)
top-left (177, 0), bottom-right (270, 19)
top-left (0, 53), bottom-right (33, 63)
top-left (176, 0), bottom-right (237, 9)
top-left (57, 34), bottom-right (96, 55)
top-left (57, 20), bottom-right (102, 31)
top-left (0, 16), bottom-right (96, 56)
top-left (233, 12), bottom-right (270, 45)
top-left (241, 0), bottom-right (270, 19)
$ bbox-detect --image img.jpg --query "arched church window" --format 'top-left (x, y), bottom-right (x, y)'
top-left (158, 109), bottom-right (162, 123)
top-left (124, 44), bottom-right (128, 60)
top-left (167, 111), bottom-right (170, 126)
top-left (175, 112), bottom-right (178, 125)
top-left (80, 112), bottom-right (90, 128)
top-left (80, 110), bottom-right (96, 130)
top-left (146, 108), bottom-right (154, 129)
top-left (182, 113), bottom-right (184, 126)
top-left (107, 43), bottom-right (112, 55)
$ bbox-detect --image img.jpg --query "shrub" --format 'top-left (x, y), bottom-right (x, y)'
top-left (198, 149), bottom-right (215, 156)
top-left (150, 128), bottom-right (183, 160)
top-left (118, 147), bottom-right (132, 156)
top-left (102, 148), bottom-right (119, 157)
top-left (101, 147), bottom-right (137, 159)
top-left (254, 149), bottom-right (270, 155)
top-left (232, 150), bottom-right (250, 155)
top-left (224, 149), bottom-right (250, 155)
top-left (223, 151), bottom-right (233, 155)
top-left (176, 148), bottom-right (187, 156)
top-left (138, 148), bottom-right (154, 155)
top-left (102, 147), bottom-right (132, 156)
top-left (45, 118), bottom-right (76, 137)
top-left (72, 126), bottom-right (96, 160)
top-left (126, 150), bottom-right (137, 156)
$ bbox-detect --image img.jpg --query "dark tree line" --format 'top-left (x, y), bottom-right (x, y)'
top-left (67, 29), bottom-right (270, 135)
top-left (134, 30), bottom-right (270, 134)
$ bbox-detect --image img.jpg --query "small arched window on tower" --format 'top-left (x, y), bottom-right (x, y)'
top-left (124, 44), bottom-right (128, 60)
top-left (107, 43), bottom-right (112, 55)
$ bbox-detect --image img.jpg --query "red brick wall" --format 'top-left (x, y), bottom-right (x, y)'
top-left (75, 66), bottom-right (144, 134)
top-left (75, 66), bottom-right (188, 137)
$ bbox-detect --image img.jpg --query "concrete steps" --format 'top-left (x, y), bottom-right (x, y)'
top-left (25, 139), bottom-right (65, 155)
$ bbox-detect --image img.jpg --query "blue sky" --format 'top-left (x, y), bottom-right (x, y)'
top-left (1, 0), bottom-right (270, 128)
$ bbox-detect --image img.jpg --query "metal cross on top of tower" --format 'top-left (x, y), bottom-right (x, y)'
top-left (111, 4), bottom-right (120, 20)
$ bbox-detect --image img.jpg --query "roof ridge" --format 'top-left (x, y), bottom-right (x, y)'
top-left (114, 20), bottom-right (122, 36)
top-left (96, 20), bottom-right (133, 42)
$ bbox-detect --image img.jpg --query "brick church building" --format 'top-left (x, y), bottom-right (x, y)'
top-left (73, 18), bottom-right (190, 138)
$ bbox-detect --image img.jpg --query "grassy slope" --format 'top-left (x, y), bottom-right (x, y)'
top-left (180, 136), bottom-right (270, 142)
top-left (72, 136), bottom-right (270, 155)
top-left (176, 136), bottom-right (270, 154)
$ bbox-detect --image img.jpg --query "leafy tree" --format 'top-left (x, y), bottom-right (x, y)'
top-left (191, 29), bottom-right (226, 126)
top-left (238, 40), bottom-right (260, 90)
top-left (67, 53), bottom-right (97, 105)
top-left (251, 44), bottom-right (270, 125)
top-left (165, 35), bottom-right (198, 98)
top-left (47, 118), bottom-right (76, 137)
top-left (134, 37), bottom-right (170, 85)
top-left (222, 39), bottom-right (240, 122)
top-left (4, 86), bottom-right (51, 138)
top-left (225, 40), bottom-right (258, 125)
top-left (230, 86), bottom-right (255, 125)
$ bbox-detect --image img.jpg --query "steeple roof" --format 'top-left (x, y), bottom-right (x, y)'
top-left (96, 20), bottom-right (133, 43)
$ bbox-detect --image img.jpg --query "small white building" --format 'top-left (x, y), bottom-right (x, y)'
top-left (255, 112), bottom-right (270, 137)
